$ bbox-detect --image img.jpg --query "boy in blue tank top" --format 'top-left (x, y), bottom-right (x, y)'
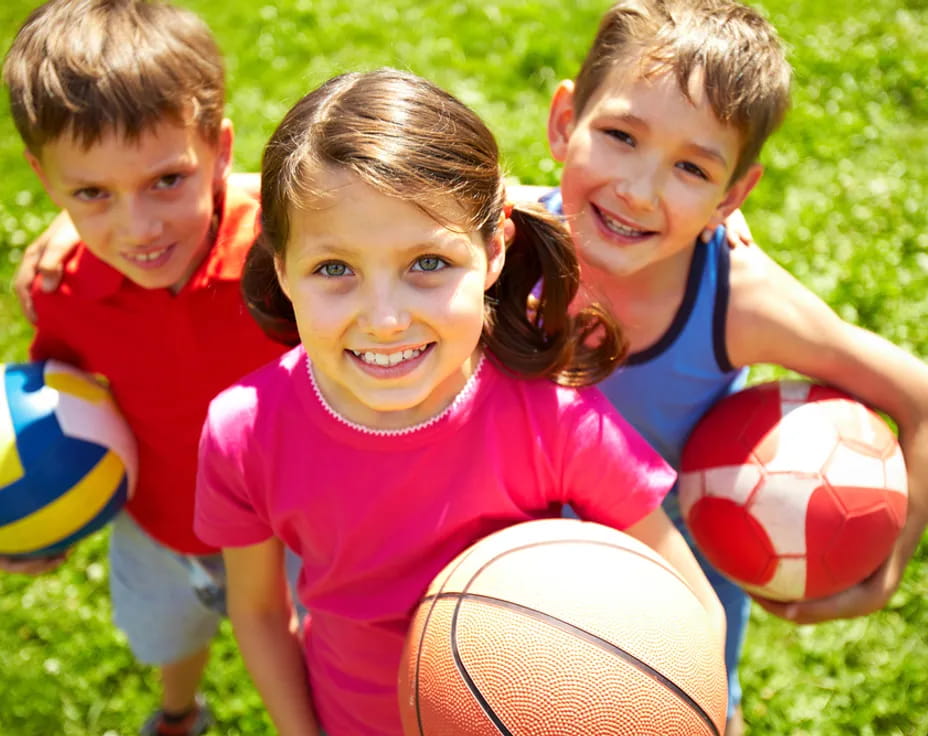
top-left (530, 0), bottom-right (928, 732)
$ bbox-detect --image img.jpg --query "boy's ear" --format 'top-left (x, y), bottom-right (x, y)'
top-left (212, 118), bottom-right (234, 189)
top-left (547, 80), bottom-right (576, 163)
top-left (707, 163), bottom-right (764, 230)
top-left (23, 150), bottom-right (65, 209)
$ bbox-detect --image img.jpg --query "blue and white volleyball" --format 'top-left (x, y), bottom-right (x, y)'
top-left (0, 360), bottom-right (137, 558)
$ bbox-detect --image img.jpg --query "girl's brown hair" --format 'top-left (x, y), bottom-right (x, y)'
top-left (243, 68), bottom-right (625, 386)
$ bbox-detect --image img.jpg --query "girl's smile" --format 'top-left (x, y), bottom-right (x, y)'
top-left (348, 343), bottom-right (434, 375)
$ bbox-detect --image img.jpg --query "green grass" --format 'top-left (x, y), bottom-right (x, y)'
top-left (1, 0), bottom-right (927, 733)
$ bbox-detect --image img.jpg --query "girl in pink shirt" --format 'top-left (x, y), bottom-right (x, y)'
top-left (194, 68), bottom-right (724, 736)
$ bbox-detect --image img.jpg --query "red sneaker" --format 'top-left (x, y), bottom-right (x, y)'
top-left (140, 696), bottom-right (214, 736)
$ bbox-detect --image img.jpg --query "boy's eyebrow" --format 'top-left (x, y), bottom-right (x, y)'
top-left (57, 153), bottom-right (196, 187)
top-left (607, 112), bottom-right (730, 168)
top-left (683, 141), bottom-right (730, 169)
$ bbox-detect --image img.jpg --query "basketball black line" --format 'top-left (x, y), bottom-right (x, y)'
top-left (411, 538), bottom-right (490, 735)
top-left (446, 591), bottom-right (720, 736)
top-left (438, 534), bottom-right (719, 736)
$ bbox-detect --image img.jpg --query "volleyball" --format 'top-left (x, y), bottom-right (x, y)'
top-left (679, 380), bottom-right (907, 601)
top-left (0, 360), bottom-right (137, 558)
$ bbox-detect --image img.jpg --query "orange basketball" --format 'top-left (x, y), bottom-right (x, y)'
top-left (398, 518), bottom-right (727, 736)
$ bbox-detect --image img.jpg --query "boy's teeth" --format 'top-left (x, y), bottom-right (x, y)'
top-left (353, 347), bottom-right (424, 366)
top-left (601, 212), bottom-right (647, 237)
top-left (128, 248), bottom-right (168, 262)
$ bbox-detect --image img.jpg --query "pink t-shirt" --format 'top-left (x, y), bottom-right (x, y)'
top-left (195, 345), bottom-right (675, 735)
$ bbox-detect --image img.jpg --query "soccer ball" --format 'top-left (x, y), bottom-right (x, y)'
top-left (0, 360), bottom-right (137, 558)
top-left (679, 380), bottom-right (907, 602)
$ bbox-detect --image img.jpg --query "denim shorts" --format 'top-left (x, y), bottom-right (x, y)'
top-left (108, 513), bottom-right (306, 666)
top-left (108, 512), bottom-right (226, 666)
top-left (660, 492), bottom-right (750, 717)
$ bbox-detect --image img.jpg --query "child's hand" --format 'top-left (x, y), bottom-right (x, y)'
top-left (0, 552), bottom-right (69, 576)
top-left (751, 555), bottom-right (899, 624)
top-left (13, 211), bottom-right (79, 323)
top-left (702, 207), bottom-right (755, 248)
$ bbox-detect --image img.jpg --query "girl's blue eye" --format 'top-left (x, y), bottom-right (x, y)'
top-left (412, 256), bottom-right (447, 272)
top-left (316, 262), bottom-right (352, 277)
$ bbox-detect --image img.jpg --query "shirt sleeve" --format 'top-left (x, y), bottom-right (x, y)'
top-left (194, 394), bottom-right (275, 549)
top-left (30, 329), bottom-right (81, 365)
top-left (561, 387), bottom-right (676, 529)
top-left (30, 292), bottom-right (83, 366)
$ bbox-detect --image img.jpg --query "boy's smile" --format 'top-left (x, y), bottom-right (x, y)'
top-left (548, 64), bottom-right (758, 288)
top-left (275, 170), bottom-right (504, 430)
top-left (27, 118), bottom-right (232, 293)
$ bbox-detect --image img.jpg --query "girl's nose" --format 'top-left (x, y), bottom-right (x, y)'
top-left (359, 280), bottom-right (412, 337)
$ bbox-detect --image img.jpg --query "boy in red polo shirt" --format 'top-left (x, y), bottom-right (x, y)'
top-left (1, 1), bottom-right (287, 733)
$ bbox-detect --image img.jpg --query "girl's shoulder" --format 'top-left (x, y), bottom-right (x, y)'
top-left (488, 364), bottom-right (635, 440)
top-left (206, 344), bottom-right (307, 428)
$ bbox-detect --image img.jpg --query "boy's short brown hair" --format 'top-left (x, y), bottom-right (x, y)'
top-left (573, 0), bottom-right (791, 183)
top-left (3, 0), bottom-right (225, 154)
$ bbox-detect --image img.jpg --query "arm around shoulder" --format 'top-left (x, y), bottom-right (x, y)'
top-left (726, 246), bottom-right (928, 622)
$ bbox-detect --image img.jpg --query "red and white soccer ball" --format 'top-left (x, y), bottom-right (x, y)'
top-left (679, 381), bottom-right (907, 602)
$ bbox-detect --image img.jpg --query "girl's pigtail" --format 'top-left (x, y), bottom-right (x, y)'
top-left (483, 202), bottom-right (627, 387)
top-left (240, 236), bottom-right (301, 347)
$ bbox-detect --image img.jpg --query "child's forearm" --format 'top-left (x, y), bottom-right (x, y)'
top-left (230, 605), bottom-right (321, 736)
top-left (729, 260), bottom-right (928, 621)
top-left (625, 509), bottom-right (727, 643)
top-left (656, 536), bottom-right (726, 643)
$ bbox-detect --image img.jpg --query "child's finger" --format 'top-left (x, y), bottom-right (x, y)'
top-left (0, 552), bottom-right (69, 576)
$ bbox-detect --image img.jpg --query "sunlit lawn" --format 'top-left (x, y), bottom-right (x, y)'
top-left (1, 1), bottom-right (926, 733)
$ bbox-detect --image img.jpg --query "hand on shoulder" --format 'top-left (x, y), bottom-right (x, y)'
top-left (13, 211), bottom-right (80, 323)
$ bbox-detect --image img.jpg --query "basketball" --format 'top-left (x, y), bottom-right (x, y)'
top-left (679, 380), bottom-right (907, 602)
top-left (0, 360), bottom-right (137, 558)
top-left (398, 518), bottom-right (727, 736)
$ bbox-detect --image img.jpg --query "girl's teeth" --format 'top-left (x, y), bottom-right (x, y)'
top-left (354, 347), bottom-right (424, 366)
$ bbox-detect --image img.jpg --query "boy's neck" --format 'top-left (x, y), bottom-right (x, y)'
top-left (579, 246), bottom-right (695, 353)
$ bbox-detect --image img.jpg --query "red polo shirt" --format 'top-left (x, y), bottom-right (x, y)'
top-left (31, 187), bottom-right (288, 555)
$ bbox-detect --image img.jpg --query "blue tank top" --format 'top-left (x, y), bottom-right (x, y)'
top-left (541, 188), bottom-right (747, 470)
